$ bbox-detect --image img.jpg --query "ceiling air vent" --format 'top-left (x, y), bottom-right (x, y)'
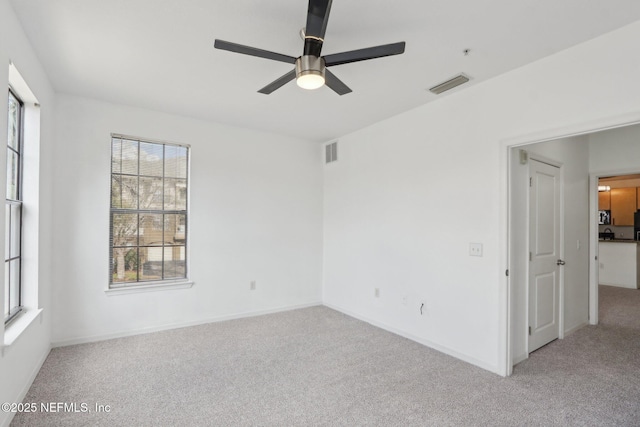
top-left (326, 141), bottom-right (338, 164)
top-left (429, 74), bottom-right (470, 95)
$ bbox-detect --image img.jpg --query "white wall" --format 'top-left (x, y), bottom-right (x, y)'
top-left (0, 1), bottom-right (55, 426)
top-left (51, 95), bottom-right (323, 344)
top-left (589, 124), bottom-right (640, 173)
top-left (509, 136), bottom-right (590, 364)
top-left (323, 20), bottom-right (640, 374)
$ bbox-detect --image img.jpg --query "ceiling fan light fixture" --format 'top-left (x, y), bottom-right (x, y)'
top-left (214, 0), bottom-right (406, 95)
top-left (297, 72), bottom-right (325, 90)
top-left (296, 55), bottom-right (325, 90)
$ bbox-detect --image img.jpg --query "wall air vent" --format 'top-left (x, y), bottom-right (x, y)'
top-left (326, 141), bottom-right (338, 164)
top-left (429, 74), bottom-right (470, 95)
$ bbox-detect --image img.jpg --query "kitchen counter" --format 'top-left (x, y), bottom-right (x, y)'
top-left (598, 241), bottom-right (640, 288)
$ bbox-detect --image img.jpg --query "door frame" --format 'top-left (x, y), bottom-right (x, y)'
top-left (588, 168), bottom-right (640, 325)
top-left (501, 112), bottom-right (640, 377)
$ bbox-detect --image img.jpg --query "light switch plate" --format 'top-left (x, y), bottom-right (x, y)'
top-left (469, 243), bottom-right (483, 257)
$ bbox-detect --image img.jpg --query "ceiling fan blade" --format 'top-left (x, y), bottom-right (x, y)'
top-left (324, 42), bottom-right (406, 67)
top-left (258, 69), bottom-right (297, 94)
top-left (324, 69), bottom-right (352, 95)
top-left (214, 39), bottom-right (296, 64)
top-left (304, 0), bottom-right (332, 57)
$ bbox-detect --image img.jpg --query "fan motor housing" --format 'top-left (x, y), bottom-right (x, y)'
top-left (296, 55), bottom-right (325, 79)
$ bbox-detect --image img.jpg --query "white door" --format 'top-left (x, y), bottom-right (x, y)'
top-left (529, 159), bottom-right (562, 352)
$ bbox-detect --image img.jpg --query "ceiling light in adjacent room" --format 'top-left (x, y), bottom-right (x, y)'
top-left (598, 185), bottom-right (611, 192)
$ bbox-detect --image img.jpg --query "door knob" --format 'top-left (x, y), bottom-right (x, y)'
top-left (557, 259), bottom-right (566, 266)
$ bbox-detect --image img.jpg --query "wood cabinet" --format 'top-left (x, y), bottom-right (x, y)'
top-left (610, 187), bottom-right (636, 226)
top-left (599, 191), bottom-right (611, 210)
top-left (637, 187), bottom-right (640, 210)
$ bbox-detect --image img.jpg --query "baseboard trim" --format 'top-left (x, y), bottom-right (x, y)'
top-left (564, 321), bottom-right (589, 337)
top-left (323, 302), bottom-right (499, 375)
top-left (1, 345), bottom-right (51, 427)
top-left (52, 301), bottom-right (322, 348)
top-left (512, 352), bottom-right (528, 365)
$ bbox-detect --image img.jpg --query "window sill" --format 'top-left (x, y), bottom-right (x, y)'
top-left (3, 308), bottom-right (43, 348)
top-left (105, 280), bottom-right (194, 296)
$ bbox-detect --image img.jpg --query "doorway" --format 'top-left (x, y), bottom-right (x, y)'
top-left (504, 117), bottom-right (640, 376)
top-left (589, 171), bottom-right (640, 325)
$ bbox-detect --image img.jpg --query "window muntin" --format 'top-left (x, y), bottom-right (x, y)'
top-left (5, 89), bottom-right (23, 323)
top-left (110, 136), bottom-right (188, 287)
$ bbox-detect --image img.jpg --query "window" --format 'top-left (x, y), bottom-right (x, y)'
top-left (110, 135), bottom-right (189, 288)
top-left (5, 89), bottom-right (23, 323)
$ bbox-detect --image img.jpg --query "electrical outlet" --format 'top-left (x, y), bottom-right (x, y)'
top-left (374, 288), bottom-right (380, 298)
top-left (402, 295), bottom-right (408, 306)
top-left (599, 263), bottom-right (604, 269)
top-left (469, 243), bottom-right (483, 257)
top-left (250, 281), bottom-right (256, 290)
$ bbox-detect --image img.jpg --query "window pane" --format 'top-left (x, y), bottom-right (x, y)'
top-left (139, 176), bottom-right (163, 210)
top-left (164, 178), bottom-right (187, 210)
top-left (9, 203), bottom-right (21, 259)
top-left (9, 258), bottom-right (20, 310)
top-left (6, 150), bottom-right (19, 200)
top-left (4, 204), bottom-right (9, 261)
top-left (165, 214), bottom-right (186, 244)
top-left (139, 213), bottom-right (163, 246)
top-left (111, 175), bottom-right (138, 209)
top-left (112, 247), bottom-right (138, 283)
top-left (112, 213), bottom-right (138, 247)
top-left (120, 139), bottom-right (139, 175)
top-left (165, 145), bottom-right (187, 179)
top-left (164, 178), bottom-right (176, 210)
top-left (163, 246), bottom-right (186, 279)
top-left (6, 90), bottom-right (23, 321)
top-left (110, 176), bottom-right (122, 207)
top-left (139, 246), bottom-right (162, 281)
top-left (7, 94), bottom-right (19, 150)
top-left (3, 261), bottom-right (9, 319)
top-left (111, 139), bottom-right (139, 176)
top-left (139, 142), bottom-right (163, 177)
top-left (111, 138), bottom-right (122, 174)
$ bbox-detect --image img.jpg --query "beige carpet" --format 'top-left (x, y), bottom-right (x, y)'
top-left (11, 285), bottom-right (640, 426)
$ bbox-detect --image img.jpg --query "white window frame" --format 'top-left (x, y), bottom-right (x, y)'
top-left (108, 134), bottom-right (191, 292)
top-left (3, 63), bottom-right (44, 349)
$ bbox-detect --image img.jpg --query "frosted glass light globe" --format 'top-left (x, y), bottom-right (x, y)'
top-left (296, 73), bottom-right (325, 90)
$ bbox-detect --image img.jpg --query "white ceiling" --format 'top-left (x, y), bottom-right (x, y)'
top-left (9, 0), bottom-right (640, 142)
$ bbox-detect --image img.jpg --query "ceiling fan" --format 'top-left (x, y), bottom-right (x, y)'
top-left (214, 0), bottom-right (405, 95)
